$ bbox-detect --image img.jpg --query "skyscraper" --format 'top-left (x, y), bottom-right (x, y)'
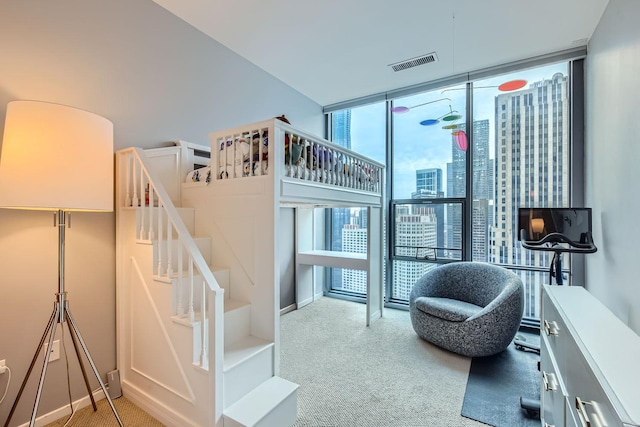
top-left (415, 168), bottom-right (443, 194)
top-left (471, 119), bottom-right (491, 261)
top-left (392, 206), bottom-right (437, 300)
top-left (331, 110), bottom-right (353, 289)
top-left (412, 168), bottom-right (445, 258)
top-left (341, 223), bottom-right (367, 293)
top-left (490, 73), bottom-right (569, 318)
top-left (332, 110), bottom-right (352, 148)
top-left (446, 119), bottom-right (491, 260)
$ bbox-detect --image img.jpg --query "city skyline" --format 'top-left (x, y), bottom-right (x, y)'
top-left (347, 62), bottom-right (567, 199)
top-left (331, 63), bottom-right (570, 320)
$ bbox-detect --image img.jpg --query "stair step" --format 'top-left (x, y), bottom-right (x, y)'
top-left (224, 335), bottom-right (274, 408)
top-left (224, 335), bottom-right (273, 372)
top-left (135, 206), bottom-right (196, 237)
top-left (154, 264), bottom-right (229, 288)
top-left (224, 300), bottom-right (251, 348)
top-left (151, 236), bottom-right (212, 275)
top-left (170, 314), bottom-right (206, 366)
top-left (223, 377), bottom-right (298, 427)
top-left (224, 298), bottom-right (250, 313)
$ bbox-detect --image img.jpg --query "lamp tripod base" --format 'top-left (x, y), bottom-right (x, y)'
top-left (3, 297), bottom-right (123, 427)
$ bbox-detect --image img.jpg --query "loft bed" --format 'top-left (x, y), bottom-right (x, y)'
top-left (178, 118), bottom-right (385, 325)
top-left (184, 118), bottom-right (384, 207)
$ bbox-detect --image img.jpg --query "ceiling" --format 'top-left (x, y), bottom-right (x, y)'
top-left (152, 0), bottom-right (609, 107)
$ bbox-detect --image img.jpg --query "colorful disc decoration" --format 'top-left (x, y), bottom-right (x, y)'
top-left (442, 124), bottom-right (458, 130)
top-left (420, 119), bottom-right (439, 126)
top-left (442, 114), bottom-right (462, 122)
top-left (498, 79), bottom-right (527, 91)
top-left (455, 130), bottom-right (468, 151)
top-left (390, 106), bottom-right (409, 113)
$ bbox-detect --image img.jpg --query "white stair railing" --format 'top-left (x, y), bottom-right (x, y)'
top-left (117, 148), bottom-right (223, 356)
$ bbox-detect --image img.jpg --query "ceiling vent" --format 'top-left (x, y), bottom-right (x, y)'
top-left (389, 53), bottom-right (438, 72)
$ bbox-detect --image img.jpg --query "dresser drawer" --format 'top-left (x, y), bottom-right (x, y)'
top-left (541, 290), bottom-right (568, 373)
top-left (544, 286), bottom-right (640, 427)
top-left (540, 334), bottom-right (566, 427)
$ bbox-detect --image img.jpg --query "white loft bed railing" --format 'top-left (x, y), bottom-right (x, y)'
top-left (116, 147), bottom-right (224, 370)
top-left (207, 119), bottom-right (384, 199)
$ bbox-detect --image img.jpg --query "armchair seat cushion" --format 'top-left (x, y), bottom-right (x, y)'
top-left (409, 262), bottom-right (524, 358)
top-left (414, 297), bottom-right (482, 322)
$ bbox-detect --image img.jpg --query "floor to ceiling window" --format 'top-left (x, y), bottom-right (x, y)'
top-left (388, 83), bottom-right (467, 303)
top-left (473, 63), bottom-right (572, 321)
top-left (327, 104), bottom-right (386, 297)
top-left (325, 54), bottom-right (583, 324)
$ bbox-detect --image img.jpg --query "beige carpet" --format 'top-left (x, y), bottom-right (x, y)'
top-left (44, 396), bottom-right (164, 427)
top-left (47, 297), bottom-right (486, 427)
top-left (280, 297), bottom-right (486, 427)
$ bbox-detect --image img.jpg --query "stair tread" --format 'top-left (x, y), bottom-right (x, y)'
top-left (149, 236), bottom-right (211, 243)
top-left (167, 264), bottom-right (228, 275)
top-left (223, 377), bottom-right (298, 425)
top-left (154, 264), bottom-right (229, 282)
top-left (224, 299), bottom-right (250, 313)
top-left (224, 335), bottom-right (273, 371)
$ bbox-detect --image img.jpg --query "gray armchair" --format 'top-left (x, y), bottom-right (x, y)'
top-left (409, 262), bottom-right (524, 357)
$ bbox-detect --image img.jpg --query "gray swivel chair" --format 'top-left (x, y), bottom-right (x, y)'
top-left (409, 262), bottom-right (524, 358)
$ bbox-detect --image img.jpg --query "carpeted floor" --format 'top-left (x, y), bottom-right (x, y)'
top-left (280, 297), bottom-right (486, 427)
top-left (44, 396), bottom-right (164, 427)
top-left (45, 297), bottom-right (537, 427)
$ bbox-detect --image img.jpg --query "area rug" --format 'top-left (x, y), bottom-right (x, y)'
top-left (461, 332), bottom-right (541, 427)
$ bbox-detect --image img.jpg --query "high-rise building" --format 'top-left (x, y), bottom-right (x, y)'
top-left (331, 110), bottom-right (353, 289)
top-left (472, 120), bottom-right (492, 200)
top-left (391, 206), bottom-right (438, 300)
top-left (412, 168), bottom-right (445, 258)
top-left (471, 119), bottom-right (491, 262)
top-left (341, 223), bottom-right (367, 293)
top-left (490, 72), bottom-right (569, 318)
top-left (415, 168), bottom-right (442, 194)
top-left (446, 119), bottom-right (491, 260)
top-left (332, 110), bottom-right (352, 148)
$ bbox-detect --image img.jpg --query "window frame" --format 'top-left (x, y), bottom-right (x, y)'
top-left (323, 50), bottom-right (586, 324)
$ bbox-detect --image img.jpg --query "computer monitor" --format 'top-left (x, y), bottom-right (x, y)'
top-left (518, 207), bottom-right (593, 244)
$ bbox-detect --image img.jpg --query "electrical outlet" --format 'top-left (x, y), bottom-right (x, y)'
top-left (0, 359), bottom-right (6, 374)
top-left (44, 340), bottom-right (60, 362)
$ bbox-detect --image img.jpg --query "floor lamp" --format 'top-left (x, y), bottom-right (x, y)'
top-left (0, 101), bottom-right (123, 427)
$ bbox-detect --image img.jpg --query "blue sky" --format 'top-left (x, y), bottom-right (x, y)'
top-left (346, 62), bottom-right (568, 199)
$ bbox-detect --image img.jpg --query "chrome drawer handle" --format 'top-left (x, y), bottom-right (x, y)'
top-left (576, 396), bottom-right (607, 427)
top-left (542, 371), bottom-right (556, 391)
top-left (544, 319), bottom-right (559, 336)
top-left (544, 423), bottom-right (555, 427)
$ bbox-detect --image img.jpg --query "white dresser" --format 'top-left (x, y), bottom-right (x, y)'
top-left (541, 285), bottom-right (640, 427)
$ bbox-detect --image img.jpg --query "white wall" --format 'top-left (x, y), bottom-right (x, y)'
top-left (585, 0), bottom-right (640, 334)
top-left (0, 1), bottom-right (321, 425)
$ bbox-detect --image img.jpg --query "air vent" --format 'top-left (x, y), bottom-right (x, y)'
top-left (389, 53), bottom-right (438, 72)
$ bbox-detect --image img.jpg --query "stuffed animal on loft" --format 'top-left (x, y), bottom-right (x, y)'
top-left (251, 131), bottom-right (269, 162)
top-left (284, 133), bottom-right (303, 165)
top-left (276, 114), bottom-right (290, 124)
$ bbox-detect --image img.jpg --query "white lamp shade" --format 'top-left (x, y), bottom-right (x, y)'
top-left (0, 101), bottom-right (114, 211)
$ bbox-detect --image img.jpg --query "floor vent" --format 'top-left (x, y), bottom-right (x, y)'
top-left (389, 53), bottom-right (438, 72)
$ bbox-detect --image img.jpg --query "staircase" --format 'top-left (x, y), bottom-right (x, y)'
top-left (116, 147), bottom-right (297, 427)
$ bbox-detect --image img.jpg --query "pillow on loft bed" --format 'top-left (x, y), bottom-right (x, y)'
top-left (285, 142), bottom-right (303, 165)
top-left (284, 133), bottom-right (302, 165)
top-left (186, 165), bottom-right (212, 184)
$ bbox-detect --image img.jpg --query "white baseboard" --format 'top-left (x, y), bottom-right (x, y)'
top-left (121, 380), bottom-right (198, 427)
top-left (296, 297), bottom-right (313, 308)
top-left (279, 303), bottom-right (297, 315)
top-left (17, 389), bottom-right (106, 427)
